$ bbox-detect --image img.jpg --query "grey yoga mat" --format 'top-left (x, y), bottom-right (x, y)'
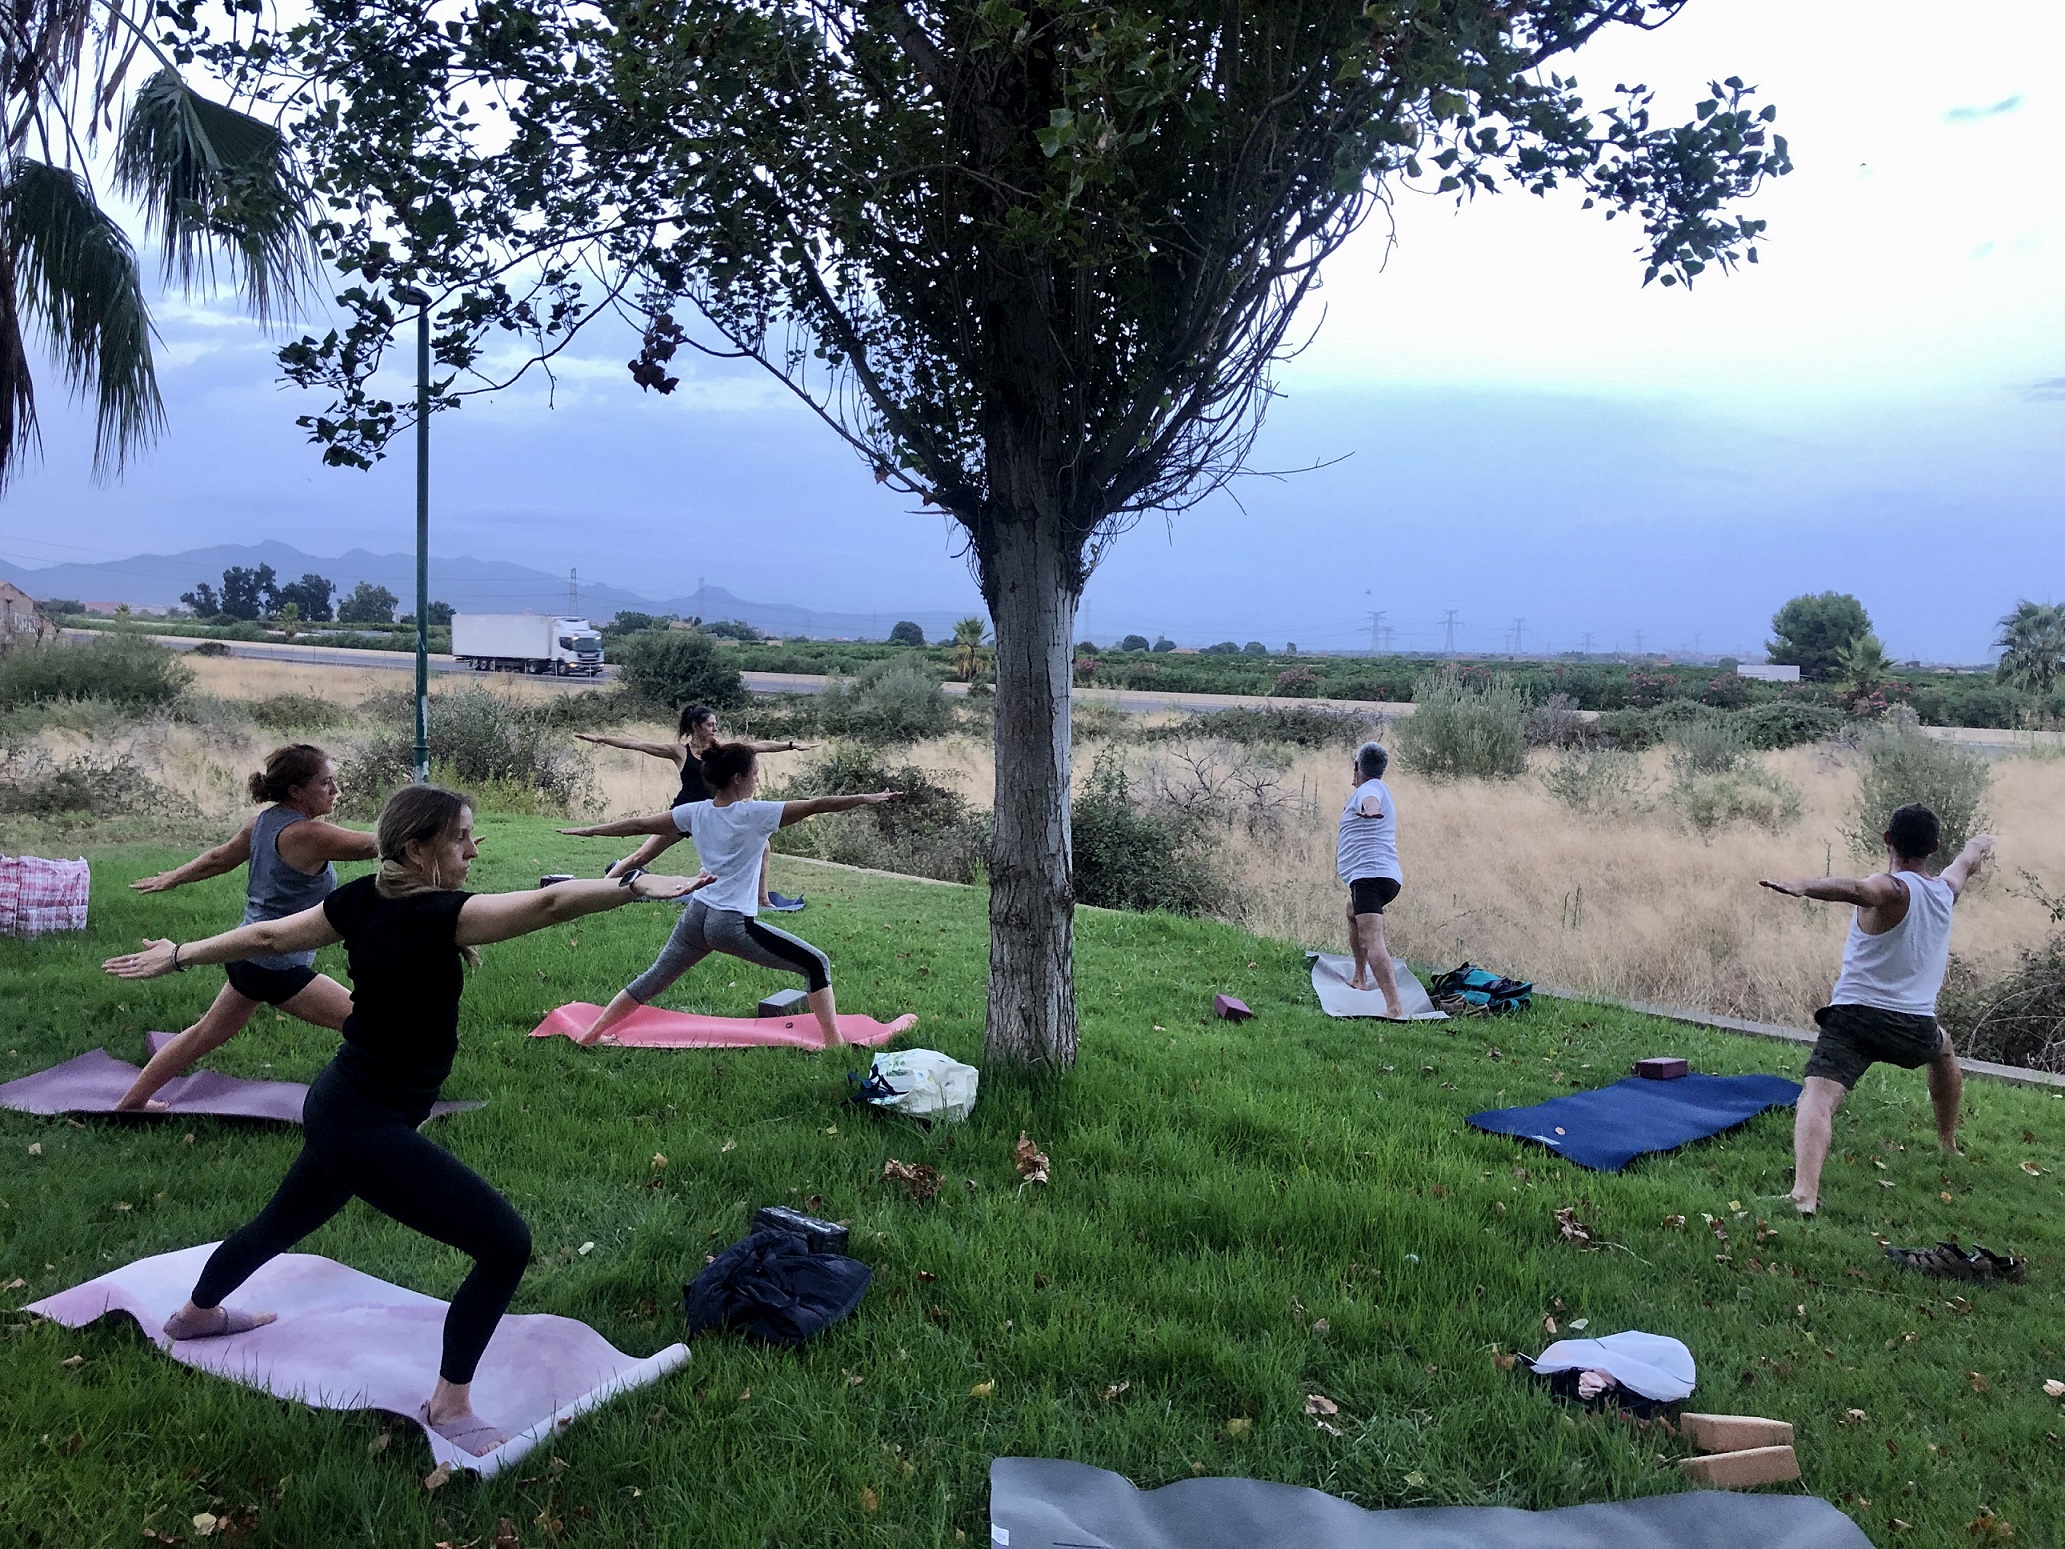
top-left (1306, 952), bottom-right (1448, 1020)
top-left (989, 1458), bottom-right (1874, 1549)
top-left (0, 1035), bottom-right (481, 1123)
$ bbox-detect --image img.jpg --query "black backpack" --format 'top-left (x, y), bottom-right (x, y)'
top-left (683, 1229), bottom-right (872, 1346)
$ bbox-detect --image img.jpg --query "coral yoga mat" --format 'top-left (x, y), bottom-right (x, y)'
top-left (529, 1002), bottom-right (914, 1049)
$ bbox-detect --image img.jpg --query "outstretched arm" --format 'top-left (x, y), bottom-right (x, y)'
top-left (575, 733), bottom-right (684, 763)
top-left (277, 820), bottom-right (381, 870)
top-left (1939, 834), bottom-right (1996, 898)
top-left (560, 810), bottom-right (681, 839)
top-left (1759, 873), bottom-right (1908, 907)
top-left (778, 791), bottom-right (898, 827)
top-left (129, 823), bottom-right (254, 893)
top-left (742, 739), bottom-right (817, 754)
top-left (455, 872), bottom-right (715, 946)
top-left (103, 903), bottom-right (341, 978)
top-left (603, 832), bottom-right (682, 877)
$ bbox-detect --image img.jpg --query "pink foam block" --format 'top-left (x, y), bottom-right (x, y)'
top-left (1214, 995), bottom-right (1253, 1022)
top-left (529, 1002), bottom-right (914, 1049)
top-left (27, 1245), bottom-right (688, 1477)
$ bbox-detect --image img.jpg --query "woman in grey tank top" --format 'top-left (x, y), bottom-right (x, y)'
top-left (116, 744), bottom-right (379, 1110)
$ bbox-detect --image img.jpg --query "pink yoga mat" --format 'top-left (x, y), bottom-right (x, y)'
top-left (27, 1244), bottom-right (689, 1477)
top-left (529, 1002), bottom-right (914, 1049)
top-left (0, 1036), bottom-right (480, 1123)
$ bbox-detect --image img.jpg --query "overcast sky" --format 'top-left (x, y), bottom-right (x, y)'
top-left (1, 0), bottom-right (2058, 661)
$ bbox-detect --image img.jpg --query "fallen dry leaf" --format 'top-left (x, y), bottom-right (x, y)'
top-left (1102, 1381), bottom-right (1130, 1402)
top-left (26, 1143), bottom-right (40, 1157)
top-left (2043, 1379), bottom-right (2065, 1399)
top-left (1940, 1191), bottom-right (1954, 1203)
top-left (1542, 1315), bottom-right (1558, 1336)
top-left (577, 1241), bottom-right (595, 1256)
top-left (859, 1485), bottom-right (879, 1514)
top-left (969, 1380), bottom-right (995, 1398)
top-left (1554, 1207), bottom-right (1592, 1245)
top-left (1661, 1214), bottom-right (1686, 1229)
top-left (191, 1514), bottom-right (217, 1538)
top-left (883, 1158), bottom-right (942, 1201)
top-left (1494, 1351), bottom-right (1518, 1372)
top-left (1014, 1132), bottom-right (1051, 1186)
top-left (423, 1463), bottom-right (452, 1492)
top-left (1225, 1416), bottom-right (1252, 1439)
top-left (1311, 1317), bottom-right (1330, 1336)
top-left (651, 1153), bottom-right (667, 1171)
top-left (1842, 1408), bottom-right (1868, 1425)
top-left (494, 1517), bottom-right (521, 1549)
top-left (1969, 1371), bottom-right (1992, 1393)
top-left (367, 1431), bottom-right (390, 1455)
top-left (1, 1276), bottom-right (24, 1291)
top-left (1303, 1393), bottom-right (1339, 1417)
top-left (720, 1140), bottom-right (737, 1154)
top-left (59, 1354), bottom-right (85, 1368)
top-left (2021, 1161), bottom-right (2045, 1176)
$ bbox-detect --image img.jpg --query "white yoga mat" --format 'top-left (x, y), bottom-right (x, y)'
top-left (27, 1244), bottom-right (689, 1477)
top-left (1307, 953), bottom-right (1447, 1020)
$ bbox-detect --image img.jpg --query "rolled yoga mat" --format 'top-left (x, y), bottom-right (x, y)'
top-left (989, 1457), bottom-right (1874, 1549)
top-left (1306, 952), bottom-right (1448, 1020)
top-left (26, 1244), bottom-right (689, 1478)
top-left (0, 1035), bottom-right (481, 1123)
top-left (530, 1002), bottom-right (914, 1049)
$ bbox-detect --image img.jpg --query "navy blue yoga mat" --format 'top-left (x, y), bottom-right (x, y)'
top-left (1468, 1073), bottom-right (1801, 1173)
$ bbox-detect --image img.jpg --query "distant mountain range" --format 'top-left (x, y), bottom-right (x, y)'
top-left (2, 542), bottom-right (973, 641)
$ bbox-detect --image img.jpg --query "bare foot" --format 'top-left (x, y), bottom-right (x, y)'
top-left (420, 1401), bottom-right (507, 1457)
top-left (1348, 974), bottom-right (1373, 991)
top-left (164, 1303), bottom-right (276, 1340)
top-left (1789, 1192), bottom-right (1817, 1217)
top-left (114, 1097), bottom-right (171, 1113)
top-left (1938, 1135), bottom-right (1963, 1156)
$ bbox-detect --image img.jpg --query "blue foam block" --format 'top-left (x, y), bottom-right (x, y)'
top-left (1467, 1073), bottom-right (1801, 1173)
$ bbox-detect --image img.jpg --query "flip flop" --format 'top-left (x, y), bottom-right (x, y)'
top-left (419, 1402), bottom-right (508, 1458)
top-left (163, 1304), bottom-right (274, 1341)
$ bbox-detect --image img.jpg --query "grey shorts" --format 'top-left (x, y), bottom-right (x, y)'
top-left (627, 896), bottom-right (831, 1003)
top-left (1804, 1003), bottom-right (1947, 1089)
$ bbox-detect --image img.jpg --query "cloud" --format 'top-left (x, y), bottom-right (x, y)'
top-left (2023, 377), bottom-right (2065, 401)
top-left (1946, 94), bottom-right (2024, 122)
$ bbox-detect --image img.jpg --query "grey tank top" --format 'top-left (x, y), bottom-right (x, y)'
top-left (241, 805), bottom-right (337, 970)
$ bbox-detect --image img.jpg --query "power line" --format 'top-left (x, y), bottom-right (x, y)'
top-left (1511, 617), bottom-right (1526, 656)
top-left (1367, 610), bottom-right (1385, 654)
top-left (1442, 609), bottom-right (1459, 657)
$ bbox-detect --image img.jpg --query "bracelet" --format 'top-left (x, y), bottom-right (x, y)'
top-left (171, 943), bottom-right (186, 972)
top-left (617, 867), bottom-right (647, 890)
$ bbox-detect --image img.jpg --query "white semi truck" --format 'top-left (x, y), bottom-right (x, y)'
top-left (450, 614), bottom-right (606, 676)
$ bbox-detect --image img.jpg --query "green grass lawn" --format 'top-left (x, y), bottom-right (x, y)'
top-left (3, 817), bottom-right (2062, 1547)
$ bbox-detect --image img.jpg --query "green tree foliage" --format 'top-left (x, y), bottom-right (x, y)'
top-left (0, 633), bottom-right (192, 709)
top-left (1070, 752), bottom-right (1221, 916)
top-left (1846, 712), bottom-right (1992, 865)
top-left (399, 600), bottom-right (455, 627)
top-left (888, 619), bottom-right (926, 647)
top-left (1242, 641), bottom-right (1268, 656)
top-left (1994, 600), bottom-right (2065, 696)
top-left (274, 572), bottom-right (335, 621)
top-left (1117, 635), bottom-right (1151, 653)
top-left (700, 618), bottom-right (761, 641)
top-left (1834, 631), bottom-right (1891, 702)
top-left (194, 0), bottom-right (1790, 1067)
top-left (0, 6), bottom-right (312, 490)
top-left (1202, 640), bottom-right (1240, 654)
top-left (336, 581), bottom-right (398, 625)
top-left (1152, 637), bottom-right (1177, 654)
top-left (1394, 667), bottom-right (1529, 781)
top-left (600, 610), bottom-right (674, 640)
top-left (1768, 592), bottom-right (1871, 681)
top-left (615, 628), bottom-right (746, 711)
top-left (949, 617), bottom-right (989, 683)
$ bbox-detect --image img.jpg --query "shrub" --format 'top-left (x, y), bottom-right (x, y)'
top-left (1665, 716), bottom-right (1750, 778)
top-left (1672, 766), bottom-right (1802, 840)
top-left (1202, 640), bottom-right (1240, 655)
top-left (0, 743), bottom-right (191, 824)
top-left (1524, 692), bottom-right (1590, 748)
top-left (817, 660), bottom-right (956, 744)
top-left (251, 692), bottom-right (344, 732)
top-left (1147, 704), bottom-right (1376, 751)
top-left (1151, 637), bottom-right (1176, 653)
top-left (1117, 634), bottom-right (1150, 652)
top-left (1393, 667), bottom-right (1528, 780)
top-left (1940, 934), bottom-right (2065, 1073)
top-left (190, 640), bottom-right (232, 658)
top-left (1243, 641), bottom-right (1268, 656)
top-left (0, 635), bottom-right (193, 710)
top-left (1273, 666), bottom-right (1319, 698)
top-left (1541, 748), bottom-right (1650, 816)
top-left (1070, 751), bottom-right (1223, 915)
top-left (341, 686), bottom-right (591, 817)
top-left (1597, 699), bottom-right (1718, 751)
top-left (1845, 711), bottom-right (1992, 863)
top-left (615, 629), bottom-right (746, 711)
top-left (765, 744), bottom-right (987, 883)
top-left (888, 620), bottom-right (926, 646)
top-left (1737, 700), bottom-right (1845, 749)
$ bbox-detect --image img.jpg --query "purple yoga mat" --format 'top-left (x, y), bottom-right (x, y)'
top-left (0, 1037), bottom-right (481, 1123)
top-left (27, 1245), bottom-right (689, 1476)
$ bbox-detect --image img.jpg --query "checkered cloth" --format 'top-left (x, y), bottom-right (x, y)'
top-left (0, 854), bottom-right (90, 937)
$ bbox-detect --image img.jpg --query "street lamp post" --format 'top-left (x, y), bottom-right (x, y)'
top-left (394, 286), bottom-right (432, 783)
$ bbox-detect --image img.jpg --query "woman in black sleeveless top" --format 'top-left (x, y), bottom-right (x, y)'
top-left (577, 704), bottom-right (812, 909)
top-left (104, 784), bottom-right (713, 1456)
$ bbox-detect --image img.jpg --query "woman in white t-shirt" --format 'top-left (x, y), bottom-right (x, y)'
top-left (1336, 741), bottom-right (1406, 1019)
top-left (560, 743), bottom-right (898, 1048)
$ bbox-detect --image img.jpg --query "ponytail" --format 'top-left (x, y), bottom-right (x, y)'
top-left (248, 744), bottom-right (330, 805)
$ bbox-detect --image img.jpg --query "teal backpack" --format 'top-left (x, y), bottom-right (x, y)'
top-left (1431, 963), bottom-right (1533, 1014)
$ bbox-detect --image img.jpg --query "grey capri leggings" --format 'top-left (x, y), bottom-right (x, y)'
top-left (627, 896), bottom-right (832, 1002)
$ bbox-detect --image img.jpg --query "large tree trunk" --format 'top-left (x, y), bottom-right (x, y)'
top-left (982, 516), bottom-right (1080, 1068)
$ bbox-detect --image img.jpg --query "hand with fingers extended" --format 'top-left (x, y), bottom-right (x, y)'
top-left (631, 871), bottom-right (717, 900)
top-left (103, 939), bottom-right (182, 979)
top-left (129, 873), bottom-right (180, 894)
top-left (1758, 878), bottom-right (1808, 898)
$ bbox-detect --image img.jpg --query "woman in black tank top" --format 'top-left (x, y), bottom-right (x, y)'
top-left (576, 704), bottom-right (814, 908)
top-left (105, 784), bottom-right (714, 1456)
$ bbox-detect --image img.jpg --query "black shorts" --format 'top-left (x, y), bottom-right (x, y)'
top-left (1804, 1003), bottom-right (1946, 1089)
top-left (224, 959), bottom-right (319, 1006)
top-left (1349, 877), bottom-right (1402, 916)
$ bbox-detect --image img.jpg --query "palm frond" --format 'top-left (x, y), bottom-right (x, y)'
top-left (114, 69), bottom-right (313, 326)
top-left (3, 156), bottom-right (164, 478)
top-left (0, 243), bottom-right (44, 490)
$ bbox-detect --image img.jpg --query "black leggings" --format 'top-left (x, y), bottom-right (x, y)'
top-left (190, 1062), bottom-right (531, 1384)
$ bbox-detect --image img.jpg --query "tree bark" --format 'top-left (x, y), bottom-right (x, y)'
top-left (981, 516), bottom-right (1079, 1068)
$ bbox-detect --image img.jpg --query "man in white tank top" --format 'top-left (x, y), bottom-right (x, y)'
top-left (1336, 741), bottom-right (1406, 1019)
top-left (1760, 803), bottom-right (1994, 1215)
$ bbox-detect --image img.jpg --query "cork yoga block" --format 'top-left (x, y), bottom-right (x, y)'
top-left (1678, 1413), bottom-right (1796, 1453)
top-left (1677, 1445), bottom-right (1801, 1489)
